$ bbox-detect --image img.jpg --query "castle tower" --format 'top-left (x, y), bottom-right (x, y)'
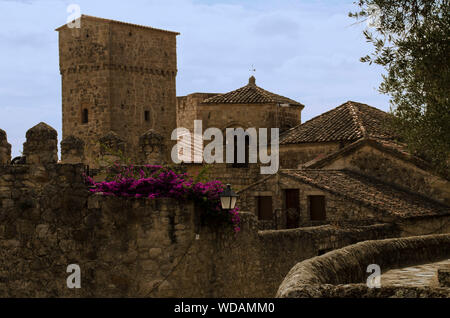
top-left (56, 15), bottom-right (179, 166)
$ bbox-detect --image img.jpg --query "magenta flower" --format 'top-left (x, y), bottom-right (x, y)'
top-left (84, 164), bottom-right (240, 233)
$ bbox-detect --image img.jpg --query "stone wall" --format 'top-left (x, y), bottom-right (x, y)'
top-left (276, 284), bottom-right (450, 298)
top-left (196, 103), bottom-right (301, 134)
top-left (0, 129), bottom-right (11, 164)
top-left (254, 223), bottom-right (398, 297)
top-left (176, 93), bottom-right (218, 133)
top-left (1, 122), bottom-right (447, 297)
top-left (23, 122), bottom-right (58, 164)
top-left (57, 16), bottom-right (178, 166)
top-left (279, 142), bottom-right (342, 169)
top-left (238, 173), bottom-right (384, 229)
top-left (0, 160), bottom-right (209, 297)
top-left (276, 234), bottom-right (450, 298)
top-left (185, 163), bottom-right (262, 191)
top-left (395, 215), bottom-right (450, 237)
top-left (0, 161), bottom-right (400, 297)
top-left (319, 143), bottom-right (450, 204)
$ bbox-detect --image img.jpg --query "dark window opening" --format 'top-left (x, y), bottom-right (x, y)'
top-left (309, 195), bottom-right (326, 221)
top-left (257, 196), bottom-right (273, 221)
top-left (284, 189), bottom-right (300, 229)
top-left (144, 110), bottom-right (150, 122)
top-left (82, 108), bottom-right (88, 124)
top-left (232, 134), bottom-right (250, 168)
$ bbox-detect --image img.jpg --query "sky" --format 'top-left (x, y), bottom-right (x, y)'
top-left (0, 0), bottom-right (391, 157)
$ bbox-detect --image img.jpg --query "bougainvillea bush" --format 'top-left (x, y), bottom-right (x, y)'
top-left (85, 164), bottom-right (240, 233)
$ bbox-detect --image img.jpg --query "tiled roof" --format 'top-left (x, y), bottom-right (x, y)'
top-left (280, 101), bottom-right (394, 144)
top-left (303, 137), bottom-right (433, 172)
top-left (201, 76), bottom-right (304, 107)
top-left (280, 169), bottom-right (449, 219)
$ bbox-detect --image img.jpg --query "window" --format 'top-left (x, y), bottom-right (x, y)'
top-left (309, 195), bottom-right (326, 221)
top-left (284, 189), bottom-right (299, 228)
top-left (232, 134), bottom-right (250, 168)
top-left (257, 196), bottom-right (273, 221)
top-left (82, 108), bottom-right (88, 124)
top-left (144, 110), bottom-right (150, 122)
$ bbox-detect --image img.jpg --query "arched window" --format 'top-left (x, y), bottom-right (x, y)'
top-left (82, 108), bottom-right (88, 124)
top-left (144, 110), bottom-right (150, 122)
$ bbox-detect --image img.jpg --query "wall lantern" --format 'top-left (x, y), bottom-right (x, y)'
top-left (220, 184), bottom-right (238, 210)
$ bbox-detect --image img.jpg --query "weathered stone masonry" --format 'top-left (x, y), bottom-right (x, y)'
top-left (0, 129), bottom-right (11, 165)
top-left (0, 161), bottom-right (399, 297)
top-left (57, 15), bottom-right (178, 166)
top-left (276, 234), bottom-right (450, 298)
top-left (1, 122), bottom-right (448, 297)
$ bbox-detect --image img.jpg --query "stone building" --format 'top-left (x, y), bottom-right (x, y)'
top-left (0, 15), bottom-right (449, 298)
top-left (279, 101), bottom-right (395, 168)
top-left (177, 75), bottom-right (304, 134)
top-left (53, 15), bottom-right (449, 229)
top-left (175, 76), bottom-right (304, 189)
top-left (238, 169), bottom-right (450, 231)
top-left (238, 101), bottom-right (450, 229)
top-left (57, 15), bottom-right (179, 166)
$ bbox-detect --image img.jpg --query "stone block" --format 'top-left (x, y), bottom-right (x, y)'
top-left (61, 135), bottom-right (85, 164)
top-left (149, 247), bottom-right (162, 259)
top-left (437, 267), bottom-right (450, 287)
top-left (0, 129), bottom-right (11, 165)
top-left (23, 122), bottom-right (58, 164)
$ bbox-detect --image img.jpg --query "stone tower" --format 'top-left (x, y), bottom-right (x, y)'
top-left (56, 15), bottom-right (179, 166)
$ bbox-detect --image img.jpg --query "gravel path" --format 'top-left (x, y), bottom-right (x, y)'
top-left (381, 259), bottom-right (450, 287)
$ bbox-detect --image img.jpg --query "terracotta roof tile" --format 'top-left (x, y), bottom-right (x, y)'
top-left (201, 76), bottom-right (304, 107)
top-left (280, 169), bottom-right (449, 219)
top-left (280, 101), bottom-right (394, 144)
top-left (303, 137), bottom-right (433, 173)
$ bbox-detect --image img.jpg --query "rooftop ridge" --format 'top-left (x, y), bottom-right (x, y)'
top-left (56, 14), bottom-right (180, 35)
top-left (201, 77), bottom-right (303, 107)
top-left (280, 101), bottom-right (392, 145)
top-left (347, 101), bottom-right (367, 138)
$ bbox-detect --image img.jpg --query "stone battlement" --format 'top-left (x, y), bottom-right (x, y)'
top-left (0, 122), bottom-right (166, 167)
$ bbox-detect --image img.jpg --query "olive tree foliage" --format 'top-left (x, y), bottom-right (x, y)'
top-left (350, 0), bottom-right (450, 176)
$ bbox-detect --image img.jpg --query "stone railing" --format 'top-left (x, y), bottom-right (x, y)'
top-left (276, 234), bottom-right (450, 298)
